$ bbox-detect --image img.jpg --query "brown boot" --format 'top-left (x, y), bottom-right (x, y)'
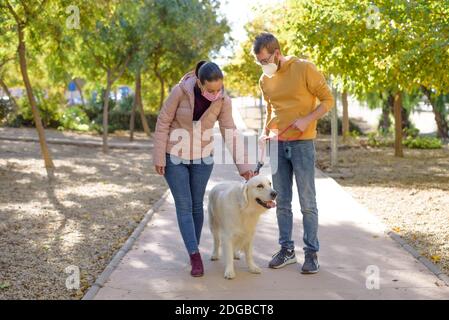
top-left (189, 252), bottom-right (204, 277)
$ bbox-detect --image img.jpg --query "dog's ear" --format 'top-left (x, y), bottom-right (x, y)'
top-left (239, 182), bottom-right (249, 210)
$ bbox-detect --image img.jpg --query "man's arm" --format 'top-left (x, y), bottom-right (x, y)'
top-left (294, 62), bottom-right (335, 131)
top-left (263, 101), bottom-right (272, 136)
top-left (259, 79), bottom-right (272, 136)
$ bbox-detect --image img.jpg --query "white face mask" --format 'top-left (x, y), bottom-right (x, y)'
top-left (262, 63), bottom-right (278, 78)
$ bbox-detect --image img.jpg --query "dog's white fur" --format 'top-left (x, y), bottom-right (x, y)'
top-left (208, 175), bottom-right (277, 279)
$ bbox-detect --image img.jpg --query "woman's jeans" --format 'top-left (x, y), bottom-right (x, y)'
top-left (164, 153), bottom-right (214, 255)
top-left (270, 139), bottom-right (319, 254)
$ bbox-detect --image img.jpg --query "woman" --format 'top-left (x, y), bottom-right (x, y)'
top-left (153, 61), bottom-right (253, 277)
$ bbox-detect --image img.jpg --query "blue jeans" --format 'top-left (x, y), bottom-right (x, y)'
top-left (164, 153), bottom-right (214, 255)
top-left (270, 139), bottom-right (319, 254)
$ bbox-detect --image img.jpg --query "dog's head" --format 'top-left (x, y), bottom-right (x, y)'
top-left (241, 175), bottom-right (277, 210)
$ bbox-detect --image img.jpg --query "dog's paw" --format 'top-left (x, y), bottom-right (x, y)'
top-left (211, 255), bottom-right (219, 261)
top-left (248, 265), bottom-right (262, 274)
top-left (224, 269), bottom-right (236, 280)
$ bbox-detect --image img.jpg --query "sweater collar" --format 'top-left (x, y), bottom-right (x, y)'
top-left (277, 56), bottom-right (297, 73)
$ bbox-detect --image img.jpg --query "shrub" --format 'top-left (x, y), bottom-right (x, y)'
top-left (0, 97), bottom-right (15, 125)
top-left (317, 114), bottom-right (363, 136)
top-left (402, 136), bottom-right (442, 149)
top-left (347, 130), bottom-right (360, 138)
top-left (366, 126), bottom-right (442, 149)
top-left (403, 127), bottom-right (419, 138)
top-left (7, 90), bottom-right (63, 128)
top-left (58, 106), bottom-right (90, 131)
top-left (367, 132), bottom-right (394, 147)
top-left (84, 91), bottom-right (158, 134)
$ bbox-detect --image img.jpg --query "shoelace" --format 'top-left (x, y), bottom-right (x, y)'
top-left (271, 250), bottom-right (281, 258)
top-left (272, 248), bottom-right (291, 259)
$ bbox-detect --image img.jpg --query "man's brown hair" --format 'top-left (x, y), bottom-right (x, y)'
top-left (253, 32), bottom-right (281, 55)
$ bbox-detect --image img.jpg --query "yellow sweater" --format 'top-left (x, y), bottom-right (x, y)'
top-left (259, 56), bottom-right (335, 140)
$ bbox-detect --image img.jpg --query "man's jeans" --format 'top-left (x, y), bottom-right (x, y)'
top-left (270, 139), bottom-right (319, 253)
top-left (164, 153), bottom-right (214, 254)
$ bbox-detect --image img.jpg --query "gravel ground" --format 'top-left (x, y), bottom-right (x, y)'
top-left (315, 134), bottom-right (449, 276)
top-left (0, 132), bottom-right (166, 299)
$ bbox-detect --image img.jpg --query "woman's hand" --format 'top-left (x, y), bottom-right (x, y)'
top-left (258, 133), bottom-right (270, 143)
top-left (240, 170), bottom-right (255, 181)
top-left (155, 165), bottom-right (165, 175)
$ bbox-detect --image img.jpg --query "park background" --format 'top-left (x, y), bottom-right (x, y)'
top-left (0, 0), bottom-right (448, 299)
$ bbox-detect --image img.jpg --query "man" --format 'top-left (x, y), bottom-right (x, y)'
top-left (253, 32), bottom-right (334, 274)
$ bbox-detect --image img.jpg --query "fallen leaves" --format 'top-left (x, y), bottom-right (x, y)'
top-left (431, 255), bottom-right (441, 263)
top-left (392, 227), bottom-right (401, 233)
top-left (0, 282), bottom-right (10, 290)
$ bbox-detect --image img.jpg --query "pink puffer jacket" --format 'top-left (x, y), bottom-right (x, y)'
top-left (152, 71), bottom-right (252, 175)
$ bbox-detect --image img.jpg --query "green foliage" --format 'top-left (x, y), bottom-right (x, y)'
top-left (367, 132), bottom-right (394, 147)
top-left (402, 136), bottom-right (442, 149)
top-left (1, 0), bottom-right (229, 135)
top-left (283, 0), bottom-right (449, 96)
top-left (347, 130), bottom-right (361, 138)
top-left (367, 126), bottom-right (441, 149)
top-left (10, 90), bottom-right (64, 127)
top-left (83, 90), bottom-right (157, 134)
top-left (58, 106), bottom-right (90, 131)
top-left (403, 127), bottom-right (420, 138)
top-left (0, 97), bottom-right (15, 125)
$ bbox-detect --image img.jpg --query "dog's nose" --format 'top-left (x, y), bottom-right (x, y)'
top-left (270, 191), bottom-right (278, 199)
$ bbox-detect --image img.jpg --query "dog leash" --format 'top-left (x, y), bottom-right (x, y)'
top-left (253, 121), bottom-right (303, 174)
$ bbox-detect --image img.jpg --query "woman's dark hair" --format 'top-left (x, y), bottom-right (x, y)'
top-left (194, 60), bottom-right (223, 84)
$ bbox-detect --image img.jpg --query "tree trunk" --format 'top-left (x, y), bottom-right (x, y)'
top-left (401, 104), bottom-right (412, 130)
top-left (0, 77), bottom-right (18, 112)
top-left (432, 96), bottom-right (449, 139)
top-left (389, 92), bottom-right (411, 130)
top-left (421, 86), bottom-right (449, 139)
top-left (74, 79), bottom-right (85, 107)
top-left (379, 93), bottom-right (393, 133)
top-left (393, 92), bottom-right (404, 157)
top-left (135, 71), bottom-right (151, 137)
top-left (331, 86), bottom-right (338, 168)
top-left (341, 91), bottom-right (349, 141)
top-left (102, 73), bottom-right (112, 153)
top-left (129, 71), bottom-right (141, 141)
top-left (155, 69), bottom-right (165, 110)
top-left (158, 77), bottom-right (165, 110)
top-left (17, 25), bottom-right (55, 174)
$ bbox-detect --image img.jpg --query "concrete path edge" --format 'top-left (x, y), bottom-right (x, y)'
top-left (387, 231), bottom-right (449, 286)
top-left (82, 189), bottom-right (170, 300)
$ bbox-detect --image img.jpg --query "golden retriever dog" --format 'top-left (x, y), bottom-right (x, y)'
top-left (208, 175), bottom-right (277, 279)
